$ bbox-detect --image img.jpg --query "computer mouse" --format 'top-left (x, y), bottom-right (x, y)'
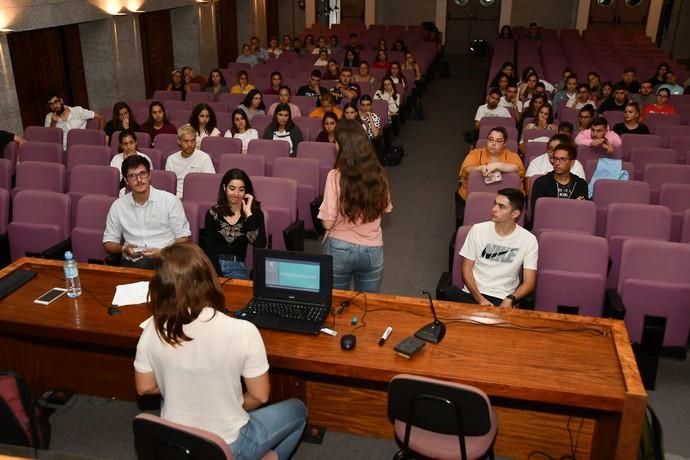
top-left (340, 334), bottom-right (356, 351)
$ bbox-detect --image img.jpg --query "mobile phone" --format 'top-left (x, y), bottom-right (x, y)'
top-left (34, 288), bottom-right (68, 305)
top-left (131, 246), bottom-right (146, 253)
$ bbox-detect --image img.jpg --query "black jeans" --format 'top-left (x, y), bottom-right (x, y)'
top-left (444, 286), bottom-right (503, 306)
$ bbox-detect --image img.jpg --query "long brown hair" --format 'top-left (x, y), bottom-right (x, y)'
top-left (334, 120), bottom-right (389, 223)
top-left (149, 244), bottom-right (225, 346)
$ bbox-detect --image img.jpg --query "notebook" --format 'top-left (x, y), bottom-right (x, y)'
top-left (235, 249), bottom-right (333, 334)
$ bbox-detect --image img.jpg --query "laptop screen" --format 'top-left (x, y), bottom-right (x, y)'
top-left (253, 249), bottom-right (333, 306)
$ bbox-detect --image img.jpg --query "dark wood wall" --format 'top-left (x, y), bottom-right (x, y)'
top-left (217, 0), bottom-right (239, 68)
top-left (139, 10), bottom-right (175, 98)
top-left (8, 25), bottom-right (89, 128)
top-left (266, 0), bottom-right (279, 42)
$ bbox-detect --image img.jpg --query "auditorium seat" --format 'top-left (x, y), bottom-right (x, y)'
top-left (252, 176), bottom-right (299, 251)
top-left (70, 195), bottom-right (116, 264)
top-left (247, 139), bottom-right (291, 176)
top-left (643, 164), bottom-right (690, 203)
top-left (13, 161), bottom-right (66, 199)
top-left (65, 145), bottom-right (112, 169)
top-left (66, 128), bottom-right (106, 150)
top-left (181, 172), bottom-right (224, 229)
top-left (620, 133), bottom-right (661, 161)
top-left (218, 154), bottom-right (266, 178)
top-left (273, 157), bottom-right (320, 231)
top-left (24, 126), bottom-right (63, 145)
top-left (592, 179), bottom-right (650, 236)
top-left (200, 137), bottom-right (243, 170)
top-left (531, 197), bottom-right (597, 237)
top-left (659, 183), bottom-right (690, 242)
top-left (296, 141), bottom-right (336, 192)
top-left (629, 147), bottom-right (676, 180)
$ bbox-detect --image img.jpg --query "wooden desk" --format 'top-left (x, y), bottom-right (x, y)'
top-left (0, 259), bottom-right (646, 459)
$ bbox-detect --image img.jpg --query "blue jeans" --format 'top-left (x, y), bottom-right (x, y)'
top-left (229, 399), bottom-right (307, 460)
top-left (324, 237), bottom-right (384, 293)
top-left (219, 258), bottom-right (249, 280)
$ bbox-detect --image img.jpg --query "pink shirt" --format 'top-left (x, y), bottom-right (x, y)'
top-left (574, 129), bottom-right (622, 147)
top-left (318, 169), bottom-right (392, 246)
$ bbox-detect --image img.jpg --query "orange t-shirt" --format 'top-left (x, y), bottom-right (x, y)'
top-left (457, 147), bottom-right (525, 200)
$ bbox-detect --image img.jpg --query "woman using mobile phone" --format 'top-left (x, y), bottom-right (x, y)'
top-left (203, 168), bottom-right (266, 279)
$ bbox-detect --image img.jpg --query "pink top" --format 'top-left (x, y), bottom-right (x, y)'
top-left (574, 129), bottom-right (622, 147)
top-left (318, 169), bottom-right (392, 246)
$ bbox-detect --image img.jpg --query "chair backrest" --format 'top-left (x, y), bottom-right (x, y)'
top-left (66, 128), bottom-right (106, 149)
top-left (152, 134), bottom-right (181, 158)
top-left (0, 158), bottom-right (12, 191)
top-left (296, 141), bottom-right (336, 191)
top-left (138, 147), bottom-right (164, 170)
top-left (251, 114), bottom-right (273, 138)
top-left (0, 188), bottom-right (8, 235)
top-left (200, 137), bottom-right (243, 168)
top-left (478, 125), bottom-right (518, 142)
top-left (215, 112), bottom-right (233, 133)
top-left (629, 147), bottom-right (677, 180)
top-left (183, 201), bottom-right (200, 244)
top-left (655, 124), bottom-right (690, 147)
top-left (24, 126), bottom-right (63, 145)
top-left (605, 203), bottom-right (671, 240)
top-left (478, 117), bottom-right (515, 130)
top-left (644, 113), bottom-right (681, 133)
top-left (523, 129), bottom-right (556, 143)
top-left (187, 92), bottom-right (215, 105)
top-left (576, 144), bottom-right (622, 166)
top-left (293, 117), bottom-right (322, 142)
top-left (65, 145), bottom-right (112, 169)
top-left (450, 225), bottom-right (472, 288)
top-left (644, 164), bottom-right (690, 202)
top-left (273, 157), bottom-right (320, 195)
top-left (152, 90), bottom-right (182, 101)
top-left (133, 413), bottom-right (231, 460)
top-left (247, 139), bottom-right (291, 175)
top-left (110, 131), bottom-right (152, 154)
top-left (74, 195), bottom-right (116, 229)
top-left (182, 172), bottom-right (224, 203)
top-left (150, 170), bottom-right (178, 195)
top-left (68, 165), bottom-right (120, 196)
top-left (463, 191), bottom-right (495, 227)
top-left (218, 153), bottom-right (266, 177)
top-left (252, 176), bottom-right (298, 222)
top-left (592, 179), bottom-right (650, 206)
top-left (15, 161), bottom-right (66, 193)
top-left (532, 198), bottom-right (597, 236)
top-left (670, 136), bottom-right (690, 164)
top-left (19, 141), bottom-right (63, 163)
top-left (466, 171), bottom-right (521, 196)
top-left (620, 134), bottom-right (661, 161)
top-left (12, 190), bottom-right (70, 234)
top-left (682, 209), bottom-right (690, 244)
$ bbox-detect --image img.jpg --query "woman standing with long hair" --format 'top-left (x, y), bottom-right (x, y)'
top-left (134, 243), bottom-right (306, 459)
top-left (318, 120), bottom-right (392, 292)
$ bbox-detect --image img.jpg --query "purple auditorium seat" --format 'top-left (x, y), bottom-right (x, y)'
top-left (152, 134), bottom-right (180, 159)
top-left (535, 231), bottom-right (609, 317)
top-left (475, 138), bottom-right (518, 152)
top-left (207, 101), bottom-right (227, 115)
top-left (65, 145), bottom-right (112, 169)
top-left (592, 179), bottom-right (650, 236)
top-left (217, 93), bottom-right (245, 111)
top-left (19, 141), bottom-right (63, 163)
top-left (8, 191), bottom-right (71, 261)
top-left (655, 124), bottom-right (690, 148)
top-left (169, 110), bottom-right (191, 128)
top-left (576, 145), bottom-right (622, 166)
top-left (293, 117), bottom-right (322, 142)
top-left (165, 100), bottom-right (192, 113)
top-left (463, 192), bottom-right (494, 226)
top-left (478, 125), bottom-right (518, 143)
top-left (605, 203), bottom-right (671, 289)
top-left (618, 239), bottom-right (690, 347)
top-left (644, 113), bottom-right (682, 134)
top-left (525, 142), bottom-right (547, 159)
top-left (70, 195), bottom-right (116, 263)
top-left (448, 225), bottom-right (472, 290)
top-left (250, 114), bottom-right (273, 138)
top-left (0, 188), bottom-right (8, 236)
top-left (182, 201), bottom-right (200, 244)
top-left (109, 131), bottom-right (152, 154)
top-left (218, 154), bottom-right (266, 177)
top-left (671, 136), bottom-right (690, 163)
top-left (24, 126), bottom-right (63, 145)
top-left (620, 134), bottom-right (661, 161)
top-left (659, 183), bottom-right (690, 242)
top-left (371, 100), bottom-right (389, 127)
top-left (296, 141), bottom-right (336, 192)
top-left (67, 165), bottom-right (120, 227)
top-left (150, 170), bottom-right (177, 195)
top-left (186, 92), bottom-right (214, 105)
top-left (466, 171), bottom-right (522, 197)
top-left (3, 142), bottom-right (17, 170)
top-left (182, 172), bottom-right (224, 229)
top-left (200, 137), bottom-right (243, 170)
top-left (138, 147), bottom-right (164, 170)
top-left (602, 111), bottom-right (624, 127)
top-left (643, 164), bottom-right (690, 203)
top-left (584, 160), bottom-right (634, 184)
top-left (247, 139), bottom-right (291, 175)
top-left (523, 129), bottom-right (556, 143)
top-left (629, 147), bottom-right (676, 180)
top-left (13, 161), bottom-right (66, 199)
top-left (263, 95), bottom-right (279, 108)
top-left (272, 157), bottom-right (320, 231)
top-left (66, 129), bottom-right (106, 149)
top-left (532, 198), bottom-right (597, 237)
top-left (215, 112), bottom-right (233, 134)
top-left (152, 90), bottom-right (182, 102)
top-left (559, 108), bottom-right (579, 126)
top-left (252, 176), bottom-right (298, 251)
top-left (0, 159), bottom-right (12, 191)
top-left (682, 209), bottom-right (690, 244)
top-left (292, 96), bottom-right (318, 116)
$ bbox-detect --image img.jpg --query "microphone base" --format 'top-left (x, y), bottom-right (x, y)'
top-left (414, 321), bottom-right (446, 344)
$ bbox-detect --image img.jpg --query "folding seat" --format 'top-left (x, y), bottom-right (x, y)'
top-left (170, 109), bottom-right (192, 128)
top-left (475, 139), bottom-right (519, 153)
top-left (152, 134), bottom-right (180, 158)
top-left (215, 112), bottom-right (233, 134)
top-left (617, 239), bottom-right (690, 349)
top-left (200, 137), bottom-right (243, 170)
top-left (659, 183), bottom-right (690, 241)
top-left (152, 90), bottom-right (182, 101)
top-left (0, 159), bottom-right (12, 191)
top-left (601, 111), bottom-right (624, 127)
top-left (559, 108), bottom-right (579, 126)
top-left (19, 141), bottom-right (63, 163)
top-left (592, 179), bottom-right (650, 236)
top-left (250, 114), bottom-right (273, 138)
top-left (605, 203), bottom-right (671, 289)
top-left (292, 96), bottom-right (318, 116)
top-left (293, 116), bottom-right (322, 142)
top-left (24, 126), bottom-right (63, 145)
top-left (67, 165), bottom-right (120, 227)
top-left (150, 170), bottom-right (177, 195)
top-left (273, 157), bottom-right (320, 231)
top-left (531, 198), bottom-right (597, 237)
top-left (218, 93), bottom-right (245, 111)
top-left (252, 176), bottom-right (299, 251)
top-left (65, 145), bottom-right (111, 169)
top-left (535, 231), bottom-right (609, 317)
top-left (681, 209), bottom-right (690, 244)
top-left (372, 100), bottom-right (389, 127)
top-left (620, 134), bottom-right (661, 161)
top-left (13, 162), bottom-right (66, 199)
top-left (247, 139), bottom-right (291, 175)
top-left (644, 113), bottom-right (681, 133)
top-left (207, 101), bottom-right (227, 115)
top-left (109, 131), bottom-right (152, 154)
top-left (523, 129), bottom-right (556, 143)
top-left (435, 225), bottom-right (472, 300)
top-left (186, 92), bottom-right (214, 105)
top-left (525, 142), bottom-right (547, 159)
top-left (3, 142), bottom-right (17, 170)
top-left (576, 144), bottom-right (622, 167)
top-left (466, 171), bottom-right (521, 197)
top-left (584, 160), bottom-right (634, 185)
top-left (8, 191), bottom-right (71, 261)
top-left (643, 164), bottom-right (690, 203)
top-left (218, 154), bottom-right (266, 178)
top-left (138, 147), bottom-right (164, 170)
top-left (478, 125), bottom-right (518, 142)
top-left (70, 195), bottom-right (116, 263)
top-left (670, 136), bottom-right (690, 163)
top-left (165, 100), bottom-right (192, 112)
top-left (182, 201), bottom-right (200, 244)
top-left (629, 147), bottom-right (676, 180)
top-left (655, 125), bottom-right (690, 148)
top-left (65, 128), bottom-right (106, 151)
top-left (181, 172), bottom-right (224, 229)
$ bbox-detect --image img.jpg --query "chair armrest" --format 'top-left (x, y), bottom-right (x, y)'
top-left (40, 239), bottom-right (72, 261)
top-left (604, 288), bottom-right (626, 319)
top-left (436, 271), bottom-right (452, 300)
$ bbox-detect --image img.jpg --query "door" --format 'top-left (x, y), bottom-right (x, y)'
top-left (589, 0), bottom-right (651, 31)
top-left (139, 10), bottom-right (175, 98)
top-left (445, 0), bottom-right (502, 55)
top-left (216, 0), bottom-right (238, 68)
top-left (340, 0), bottom-right (364, 25)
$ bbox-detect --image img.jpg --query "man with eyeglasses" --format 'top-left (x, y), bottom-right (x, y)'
top-left (597, 82), bottom-right (629, 114)
top-left (526, 134), bottom-right (586, 184)
top-left (103, 155), bottom-right (191, 269)
top-left (641, 88), bottom-right (677, 120)
top-left (529, 143), bottom-right (588, 224)
top-left (165, 124), bottom-right (216, 198)
top-left (44, 92), bottom-right (103, 149)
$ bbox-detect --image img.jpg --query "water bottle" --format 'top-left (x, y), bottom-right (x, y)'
top-left (63, 251), bottom-right (82, 298)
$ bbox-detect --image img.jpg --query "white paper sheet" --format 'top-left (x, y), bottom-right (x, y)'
top-left (111, 281), bottom-right (150, 307)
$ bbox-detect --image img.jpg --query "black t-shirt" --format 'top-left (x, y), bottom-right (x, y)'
top-left (0, 130), bottom-right (14, 153)
top-left (598, 98), bottom-right (627, 113)
top-left (556, 179), bottom-right (574, 199)
top-left (612, 123), bottom-right (651, 136)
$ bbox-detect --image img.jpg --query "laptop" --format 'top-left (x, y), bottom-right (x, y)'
top-left (235, 249), bottom-right (333, 334)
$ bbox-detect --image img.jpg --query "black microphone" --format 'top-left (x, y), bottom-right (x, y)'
top-left (414, 290), bottom-right (446, 344)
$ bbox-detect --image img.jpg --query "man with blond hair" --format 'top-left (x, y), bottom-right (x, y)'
top-left (165, 124), bottom-right (215, 198)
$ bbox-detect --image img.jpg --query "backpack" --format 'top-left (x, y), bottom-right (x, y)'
top-left (0, 371), bottom-right (51, 449)
top-left (639, 404), bottom-right (664, 460)
top-left (383, 144), bottom-right (406, 167)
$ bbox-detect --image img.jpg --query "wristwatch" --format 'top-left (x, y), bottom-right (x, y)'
top-left (506, 294), bottom-right (517, 305)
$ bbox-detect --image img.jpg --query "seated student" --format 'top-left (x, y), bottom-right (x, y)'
top-left (552, 75), bottom-right (578, 116)
top-left (268, 86), bottom-right (302, 117)
top-left (166, 69), bottom-right (192, 101)
top-left (641, 88), bottom-right (677, 119)
top-left (308, 92), bottom-right (342, 119)
top-left (322, 59), bottom-right (341, 81)
top-left (104, 102), bottom-right (139, 145)
top-left (238, 89), bottom-right (266, 121)
top-left (329, 68), bottom-right (361, 105)
top-left (230, 70), bottom-right (256, 95)
top-left (520, 103), bottom-right (557, 150)
top-left (182, 66), bottom-right (206, 87)
top-left (188, 103), bottom-right (221, 148)
top-left (165, 124), bottom-right (216, 198)
top-left (557, 121), bottom-right (574, 141)
top-left (342, 49), bottom-right (360, 68)
top-left (236, 43), bottom-right (259, 68)
top-left (445, 188), bottom-right (538, 307)
top-left (597, 83), bottom-right (629, 114)
top-left (315, 112), bottom-right (337, 143)
top-left (574, 116), bottom-right (622, 154)
top-left (526, 133), bottom-right (586, 182)
top-left (224, 109), bottom-right (259, 153)
top-left (474, 88), bottom-right (512, 130)
top-left (266, 36), bottom-right (282, 58)
top-left (616, 66), bottom-right (640, 94)
top-left (103, 155), bottom-right (191, 269)
top-left (312, 36), bottom-right (330, 54)
top-left (612, 102), bottom-right (650, 135)
top-left (313, 48), bottom-right (330, 67)
top-left (354, 61), bottom-right (377, 89)
top-left (203, 168), bottom-right (266, 279)
top-left (374, 77), bottom-right (402, 136)
top-left (44, 92), bottom-right (103, 149)
top-left (529, 143), bottom-right (589, 224)
top-left (261, 103), bottom-right (303, 157)
top-left (110, 130), bottom-right (153, 183)
top-left (632, 81), bottom-right (656, 106)
top-left (576, 105), bottom-right (595, 133)
top-left (263, 72), bottom-right (283, 96)
top-left (133, 243), bottom-right (306, 459)
top-left (658, 71), bottom-right (685, 95)
top-left (499, 82), bottom-right (523, 122)
top-left (140, 101), bottom-right (177, 145)
top-left (372, 49), bottom-right (390, 70)
top-left (297, 70), bottom-right (327, 102)
top-left (204, 68), bottom-right (229, 100)
top-left (647, 62), bottom-right (669, 88)
top-left (358, 95), bottom-right (382, 141)
top-left (567, 84), bottom-right (597, 110)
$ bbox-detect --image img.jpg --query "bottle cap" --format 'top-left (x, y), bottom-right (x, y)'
top-left (64, 251), bottom-right (74, 260)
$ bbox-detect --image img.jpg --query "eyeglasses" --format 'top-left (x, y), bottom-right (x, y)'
top-left (486, 137), bottom-right (505, 144)
top-left (550, 157), bottom-right (571, 163)
top-left (125, 171), bottom-right (150, 182)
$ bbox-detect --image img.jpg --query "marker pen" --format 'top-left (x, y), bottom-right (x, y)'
top-left (378, 326), bottom-right (393, 346)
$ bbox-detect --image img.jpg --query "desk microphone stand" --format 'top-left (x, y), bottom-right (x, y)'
top-left (415, 291), bottom-right (446, 344)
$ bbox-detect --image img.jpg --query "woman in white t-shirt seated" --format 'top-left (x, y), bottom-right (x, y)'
top-left (110, 129), bottom-right (153, 184)
top-left (261, 103), bottom-right (303, 156)
top-left (224, 109), bottom-right (259, 153)
top-left (317, 120), bottom-right (392, 292)
top-left (133, 243), bottom-right (307, 459)
top-left (189, 103), bottom-right (221, 148)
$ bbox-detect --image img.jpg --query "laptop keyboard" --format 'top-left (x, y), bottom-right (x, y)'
top-left (244, 299), bottom-right (327, 323)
